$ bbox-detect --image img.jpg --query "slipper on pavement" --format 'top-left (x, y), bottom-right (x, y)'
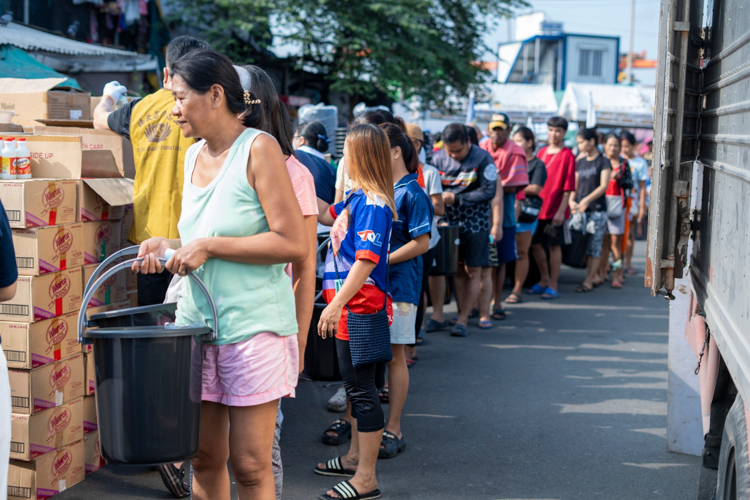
top-left (425, 318), bottom-right (448, 332)
top-left (505, 293), bottom-right (523, 304)
top-left (491, 309), bottom-right (506, 320)
top-left (449, 316), bottom-right (459, 326)
top-left (314, 457), bottom-right (356, 477)
top-left (540, 287), bottom-right (561, 300)
top-left (526, 283), bottom-right (546, 294)
top-left (478, 319), bottom-right (493, 329)
top-left (320, 480), bottom-right (381, 500)
top-left (450, 323), bottom-right (469, 337)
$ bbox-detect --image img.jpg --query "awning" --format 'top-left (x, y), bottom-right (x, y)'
top-left (0, 45), bottom-right (80, 88)
top-left (0, 22), bottom-right (157, 73)
top-left (557, 83), bottom-right (655, 128)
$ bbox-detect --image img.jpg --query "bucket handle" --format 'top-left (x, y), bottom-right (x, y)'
top-left (77, 257), bottom-right (219, 344)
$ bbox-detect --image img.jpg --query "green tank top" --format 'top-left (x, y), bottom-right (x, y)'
top-left (175, 128), bottom-right (297, 344)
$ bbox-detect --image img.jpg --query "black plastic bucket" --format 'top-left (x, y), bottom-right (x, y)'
top-left (431, 223), bottom-right (460, 276)
top-left (79, 248), bottom-right (217, 465)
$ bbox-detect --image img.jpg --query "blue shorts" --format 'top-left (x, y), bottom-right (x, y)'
top-left (516, 220), bottom-right (538, 235)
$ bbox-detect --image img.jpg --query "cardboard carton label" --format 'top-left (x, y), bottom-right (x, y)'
top-left (9, 354), bottom-right (85, 415)
top-left (1, 179), bottom-right (78, 229)
top-left (0, 268), bottom-right (82, 323)
top-left (11, 398), bottom-right (84, 460)
top-left (8, 440), bottom-right (85, 500)
top-left (83, 263), bottom-right (127, 308)
top-left (82, 221), bottom-right (122, 264)
top-left (1, 312), bottom-right (81, 369)
top-left (79, 181), bottom-right (126, 222)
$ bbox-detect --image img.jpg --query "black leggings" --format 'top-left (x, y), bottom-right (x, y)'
top-left (410, 247), bottom-right (436, 347)
top-left (336, 338), bottom-right (384, 433)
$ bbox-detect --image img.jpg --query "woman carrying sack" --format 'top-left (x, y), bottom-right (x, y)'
top-left (569, 128), bottom-right (611, 292)
top-left (314, 123), bottom-right (396, 500)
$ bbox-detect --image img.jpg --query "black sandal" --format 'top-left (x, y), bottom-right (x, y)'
top-left (314, 457), bottom-right (356, 477)
top-left (491, 309), bottom-right (506, 320)
top-left (321, 419), bottom-right (351, 446)
top-left (378, 387), bottom-right (389, 404)
top-left (320, 480), bottom-right (381, 499)
top-left (575, 284), bottom-right (594, 293)
top-left (378, 431), bottom-right (406, 459)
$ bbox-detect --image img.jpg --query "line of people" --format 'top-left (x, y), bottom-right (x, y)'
top-left (74, 33), bottom-right (652, 500)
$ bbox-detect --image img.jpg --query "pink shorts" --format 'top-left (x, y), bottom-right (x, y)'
top-left (201, 331), bottom-right (299, 406)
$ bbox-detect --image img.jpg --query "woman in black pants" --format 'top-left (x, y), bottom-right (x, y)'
top-left (313, 123), bottom-right (397, 500)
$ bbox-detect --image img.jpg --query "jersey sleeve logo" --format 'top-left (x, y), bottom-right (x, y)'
top-left (357, 230), bottom-right (383, 246)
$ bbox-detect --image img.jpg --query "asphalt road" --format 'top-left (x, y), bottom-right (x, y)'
top-left (58, 241), bottom-right (700, 499)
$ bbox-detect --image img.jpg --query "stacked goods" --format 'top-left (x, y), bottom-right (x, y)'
top-left (0, 111), bottom-right (135, 499)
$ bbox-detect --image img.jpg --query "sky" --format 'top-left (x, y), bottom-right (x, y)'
top-left (483, 0), bottom-right (661, 85)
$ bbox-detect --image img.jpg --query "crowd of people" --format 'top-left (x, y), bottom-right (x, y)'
top-left (0, 34), bottom-right (653, 500)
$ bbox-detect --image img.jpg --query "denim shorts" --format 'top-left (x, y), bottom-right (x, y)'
top-left (516, 220), bottom-right (539, 235)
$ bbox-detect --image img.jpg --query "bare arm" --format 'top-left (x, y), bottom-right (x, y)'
top-left (318, 259), bottom-right (378, 338)
top-left (524, 184), bottom-right (543, 197)
top-left (431, 193), bottom-right (444, 217)
top-left (637, 180), bottom-right (647, 221)
top-left (0, 282), bottom-right (17, 302)
top-left (490, 177), bottom-right (504, 242)
top-left (93, 97), bottom-right (115, 131)
top-left (292, 215), bottom-right (318, 372)
top-left (389, 234), bottom-right (429, 265)
top-left (552, 192), bottom-right (572, 226)
top-left (317, 198), bottom-right (335, 226)
top-left (334, 189), bottom-right (345, 204)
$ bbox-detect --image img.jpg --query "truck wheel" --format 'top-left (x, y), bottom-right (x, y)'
top-left (717, 396), bottom-right (750, 500)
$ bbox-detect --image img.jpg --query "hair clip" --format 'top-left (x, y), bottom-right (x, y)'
top-left (317, 133), bottom-right (331, 144)
top-left (243, 91), bottom-right (261, 106)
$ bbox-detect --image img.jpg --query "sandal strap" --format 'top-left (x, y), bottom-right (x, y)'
top-left (326, 457), bottom-right (342, 470)
top-left (382, 431), bottom-right (398, 440)
top-left (333, 480), bottom-right (359, 499)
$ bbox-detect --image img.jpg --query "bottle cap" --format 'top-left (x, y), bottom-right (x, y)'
top-left (17, 137), bottom-right (25, 141)
top-left (5, 137), bottom-right (14, 141)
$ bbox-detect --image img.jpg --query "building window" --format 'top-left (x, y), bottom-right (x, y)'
top-left (579, 49), bottom-right (605, 77)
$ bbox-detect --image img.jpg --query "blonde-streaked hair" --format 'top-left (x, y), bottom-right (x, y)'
top-left (345, 124), bottom-right (397, 220)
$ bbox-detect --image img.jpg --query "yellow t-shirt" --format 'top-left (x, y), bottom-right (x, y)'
top-left (125, 89), bottom-right (194, 243)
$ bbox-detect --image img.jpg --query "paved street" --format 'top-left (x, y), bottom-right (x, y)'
top-left (59, 241), bottom-right (701, 499)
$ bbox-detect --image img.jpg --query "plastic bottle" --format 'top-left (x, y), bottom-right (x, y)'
top-left (1, 137), bottom-right (16, 180)
top-left (14, 137), bottom-right (31, 179)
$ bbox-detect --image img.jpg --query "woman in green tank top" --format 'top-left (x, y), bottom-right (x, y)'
top-left (132, 50), bottom-right (309, 500)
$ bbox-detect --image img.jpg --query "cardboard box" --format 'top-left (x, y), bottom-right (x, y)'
top-left (11, 398), bottom-right (84, 461)
top-left (0, 268), bottom-right (82, 323)
top-left (34, 126), bottom-right (134, 181)
top-left (84, 431), bottom-right (104, 475)
top-left (82, 221), bottom-right (122, 265)
top-left (12, 223), bottom-right (84, 276)
top-left (82, 263), bottom-right (127, 308)
top-left (127, 290), bottom-right (138, 308)
top-left (0, 78), bottom-right (91, 127)
top-left (1, 312), bottom-right (82, 369)
top-left (77, 181), bottom-right (126, 222)
top-left (83, 352), bottom-right (95, 396)
top-left (82, 395), bottom-right (97, 434)
top-left (8, 440), bottom-right (86, 500)
top-left (0, 179), bottom-right (78, 229)
top-left (9, 354), bottom-right (85, 415)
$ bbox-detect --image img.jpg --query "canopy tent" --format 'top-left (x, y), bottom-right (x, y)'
top-left (557, 82), bottom-right (655, 128)
top-left (474, 83), bottom-right (559, 124)
top-left (0, 45), bottom-right (80, 88)
top-left (0, 22), bottom-right (157, 73)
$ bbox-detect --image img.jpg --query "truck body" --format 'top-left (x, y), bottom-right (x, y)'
top-left (649, 0), bottom-right (750, 496)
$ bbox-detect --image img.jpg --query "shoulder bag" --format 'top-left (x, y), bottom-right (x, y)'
top-left (332, 247), bottom-right (393, 367)
top-left (518, 196), bottom-right (543, 224)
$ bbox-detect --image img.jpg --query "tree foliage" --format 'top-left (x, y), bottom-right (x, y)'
top-left (170, 0), bottom-right (527, 104)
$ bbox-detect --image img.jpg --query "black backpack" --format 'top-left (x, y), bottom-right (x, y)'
top-left (618, 158), bottom-right (634, 192)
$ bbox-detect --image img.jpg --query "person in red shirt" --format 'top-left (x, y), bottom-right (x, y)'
top-left (479, 113), bottom-right (528, 324)
top-left (527, 117), bottom-right (576, 299)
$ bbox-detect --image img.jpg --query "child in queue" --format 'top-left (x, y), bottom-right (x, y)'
top-left (314, 123), bottom-right (397, 500)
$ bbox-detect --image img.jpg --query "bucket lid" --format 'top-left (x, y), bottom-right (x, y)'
top-left (88, 303), bottom-right (177, 323)
top-left (83, 325), bottom-right (212, 339)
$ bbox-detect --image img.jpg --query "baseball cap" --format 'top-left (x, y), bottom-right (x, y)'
top-left (488, 113), bottom-right (511, 130)
top-left (405, 123), bottom-right (424, 144)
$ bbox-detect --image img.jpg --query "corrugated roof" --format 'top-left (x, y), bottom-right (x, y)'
top-left (0, 22), bottom-right (145, 58)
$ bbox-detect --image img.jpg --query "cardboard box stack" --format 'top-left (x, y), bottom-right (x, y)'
top-left (0, 104), bottom-right (135, 499)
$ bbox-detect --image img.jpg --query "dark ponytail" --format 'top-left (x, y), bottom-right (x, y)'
top-left (382, 123), bottom-right (419, 174)
top-left (297, 121), bottom-right (330, 153)
top-left (513, 126), bottom-right (536, 151)
top-left (169, 49), bottom-right (262, 129)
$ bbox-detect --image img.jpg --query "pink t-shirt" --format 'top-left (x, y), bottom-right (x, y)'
top-left (285, 155), bottom-right (318, 277)
top-left (480, 139), bottom-right (529, 188)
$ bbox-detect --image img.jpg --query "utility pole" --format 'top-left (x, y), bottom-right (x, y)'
top-left (626, 0), bottom-right (635, 84)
